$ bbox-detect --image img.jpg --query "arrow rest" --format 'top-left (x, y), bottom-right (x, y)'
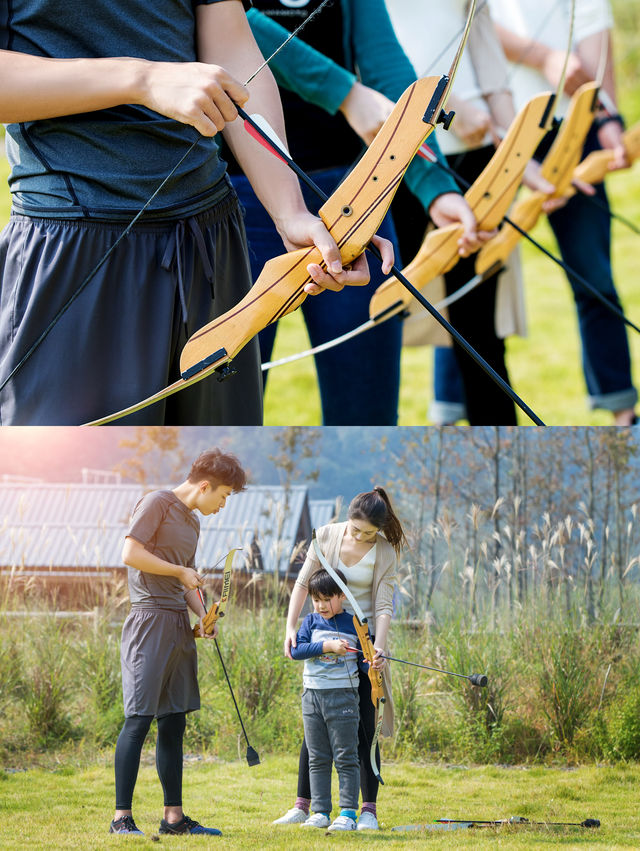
top-left (437, 109), bottom-right (455, 131)
top-left (215, 363), bottom-right (238, 382)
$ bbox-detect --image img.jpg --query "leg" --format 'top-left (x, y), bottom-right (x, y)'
top-left (114, 714), bottom-right (154, 813)
top-left (323, 690), bottom-right (360, 812)
top-left (357, 672), bottom-right (380, 805)
top-left (430, 346), bottom-right (467, 424)
top-left (445, 258), bottom-right (517, 425)
top-left (301, 689), bottom-right (333, 816)
top-left (0, 198), bottom-right (262, 425)
top-left (156, 712), bottom-right (186, 818)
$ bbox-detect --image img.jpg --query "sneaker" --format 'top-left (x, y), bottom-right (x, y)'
top-left (159, 815), bottom-right (222, 836)
top-left (273, 807), bottom-right (309, 825)
top-left (357, 811), bottom-right (379, 830)
top-left (109, 815), bottom-right (144, 835)
top-left (328, 815), bottom-right (357, 832)
top-left (301, 813), bottom-right (331, 828)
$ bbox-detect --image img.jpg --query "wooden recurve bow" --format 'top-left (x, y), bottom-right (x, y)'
top-left (84, 78), bottom-right (454, 424)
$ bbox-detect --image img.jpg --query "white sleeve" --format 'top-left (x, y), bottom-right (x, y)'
top-left (574, 0), bottom-right (614, 43)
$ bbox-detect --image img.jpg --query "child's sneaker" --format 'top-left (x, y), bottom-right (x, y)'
top-left (273, 807), bottom-right (309, 824)
top-left (109, 815), bottom-right (144, 834)
top-left (301, 813), bottom-right (331, 828)
top-left (159, 815), bottom-right (221, 836)
top-left (328, 815), bottom-right (357, 832)
top-left (357, 811), bottom-right (379, 830)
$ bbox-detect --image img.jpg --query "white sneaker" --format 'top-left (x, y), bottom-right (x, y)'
top-left (328, 816), bottom-right (357, 832)
top-left (272, 807), bottom-right (308, 825)
top-left (301, 813), bottom-right (331, 829)
top-left (357, 811), bottom-right (379, 830)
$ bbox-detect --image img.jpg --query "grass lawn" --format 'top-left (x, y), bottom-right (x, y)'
top-left (2, 756), bottom-right (640, 849)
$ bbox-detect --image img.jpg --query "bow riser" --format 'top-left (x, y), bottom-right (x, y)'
top-left (351, 616), bottom-right (385, 706)
top-left (194, 549), bottom-right (237, 638)
top-left (178, 76), bottom-right (447, 379)
top-left (368, 91), bottom-right (555, 322)
top-left (476, 81), bottom-right (599, 275)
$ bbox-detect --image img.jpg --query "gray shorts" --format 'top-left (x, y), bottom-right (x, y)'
top-left (0, 190), bottom-right (262, 425)
top-left (121, 608), bottom-right (200, 718)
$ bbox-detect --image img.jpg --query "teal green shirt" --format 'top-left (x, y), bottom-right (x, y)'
top-left (247, 2), bottom-right (458, 215)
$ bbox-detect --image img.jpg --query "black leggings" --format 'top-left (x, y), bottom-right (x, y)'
top-left (297, 669), bottom-right (381, 804)
top-left (114, 713), bottom-right (186, 810)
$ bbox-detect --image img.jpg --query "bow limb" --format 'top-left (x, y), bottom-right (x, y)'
top-left (193, 548), bottom-right (240, 638)
top-left (311, 530), bottom-right (386, 784)
top-left (82, 74), bottom-right (456, 426)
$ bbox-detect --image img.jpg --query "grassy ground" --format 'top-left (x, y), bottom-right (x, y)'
top-left (2, 756), bottom-right (640, 849)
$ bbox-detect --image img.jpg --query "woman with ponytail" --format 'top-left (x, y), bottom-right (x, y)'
top-left (274, 487), bottom-right (406, 831)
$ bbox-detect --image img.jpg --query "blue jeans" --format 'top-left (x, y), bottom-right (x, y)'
top-left (231, 166), bottom-right (402, 425)
top-left (546, 126), bottom-right (636, 411)
top-left (430, 346), bottom-right (467, 424)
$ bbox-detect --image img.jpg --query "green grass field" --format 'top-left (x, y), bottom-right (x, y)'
top-left (3, 757), bottom-right (640, 849)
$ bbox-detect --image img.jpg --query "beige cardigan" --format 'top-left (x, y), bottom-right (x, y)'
top-left (297, 521), bottom-right (397, 737)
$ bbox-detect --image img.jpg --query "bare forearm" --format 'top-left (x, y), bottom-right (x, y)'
top-left (196, 4), bottom-right (307, 228)
top-left (287, 584), bottom-right (309, 630)
top-left (493, 24), bottom-right (550, 71)
top-left (185, 588), bottom-right (206, 617)
top-left (373, 612), bottom-right (391, 649)
top-left (0, 50), bottom-right (147, 123)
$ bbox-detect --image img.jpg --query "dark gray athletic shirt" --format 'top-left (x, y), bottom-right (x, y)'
top-left (1, 0), bottom-right (250, 219)
top-left (125, 489), bottom-right (200, 610)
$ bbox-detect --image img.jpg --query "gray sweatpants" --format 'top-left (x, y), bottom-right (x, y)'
top-left (0, 189), bottom-right (262, 425)
top-left (301, 687), bottom-right (360, 814)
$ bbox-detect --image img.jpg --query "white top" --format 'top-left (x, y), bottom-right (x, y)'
top-left (338, 543), bottom-right (377, 621)
top-left (488, 0), bottom-right (614, 111)
top-left (385, 0), bottom-right (508, 154)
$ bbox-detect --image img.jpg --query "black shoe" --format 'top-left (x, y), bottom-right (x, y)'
top-left (109, 815), bottom-right (144, 834)
top-left (159, 815), bottom-right (222, 836)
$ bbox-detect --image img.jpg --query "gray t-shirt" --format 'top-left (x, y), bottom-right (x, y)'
top-left (125, 489), bottom-right (199, 610)
top-left (1, 0), bottom-right (250, 219)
